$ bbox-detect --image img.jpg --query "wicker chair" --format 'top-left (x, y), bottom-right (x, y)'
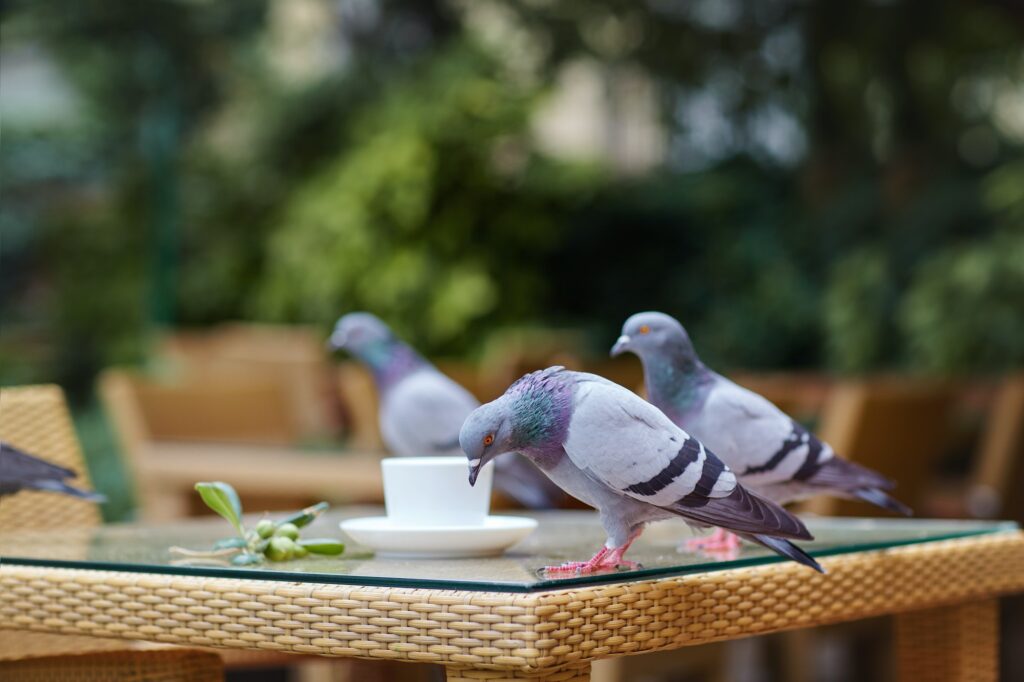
top-left (2, 649), bottom-right (223, 682)
top-left (808, 377), bottom-right (962, 516)
top-left (0, 384), bottom-right (224, 682)
top-left (0, 385), bottom-right (102, 531)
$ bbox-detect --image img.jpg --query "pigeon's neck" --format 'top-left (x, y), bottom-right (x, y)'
top-left (643, 350), bottom-right (711, 423)
top-left (359, 340), bottom-right (428, 391)
top-left (508, 368), bottom-right (573, 459)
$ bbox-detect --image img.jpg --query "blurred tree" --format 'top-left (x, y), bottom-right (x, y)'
top-left (2, 0), bottom-right (1022, 395)
top-left (253, 42), bottom-right (600, 350)
top-left (899, 162), bottom-right (1024, 372)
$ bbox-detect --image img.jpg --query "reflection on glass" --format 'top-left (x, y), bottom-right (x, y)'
top-left (1, 508), bottom-right (1015, 592)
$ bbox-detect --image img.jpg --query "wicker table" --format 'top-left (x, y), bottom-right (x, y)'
top-left (2, 511), bottom-right (1022, 681)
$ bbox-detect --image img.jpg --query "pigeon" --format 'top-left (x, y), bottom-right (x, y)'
top-left (460, 366), bottom-right (823, 573)
top-left (0, 441), bottom-right (106, 502)
top-left (612, 311), bottom-right (910, 550)
top-left (329, 312), bottom-right (564, 509)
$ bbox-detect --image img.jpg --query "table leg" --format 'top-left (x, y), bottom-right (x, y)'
top-left (894, 600), bottom-right (998, 682)
top-left (445, 663), bottom-right (591, 682)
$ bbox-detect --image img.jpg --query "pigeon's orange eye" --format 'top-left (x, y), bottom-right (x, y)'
top-left (483, 434), bottom-right (495, 446)
top-left (639, 325), bottom-right (651, 335)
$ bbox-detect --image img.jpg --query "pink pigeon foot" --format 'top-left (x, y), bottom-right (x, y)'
top-left (542, 536), bottom-right (643, 575)
top-left (681, 528), bottom-right (741, 554)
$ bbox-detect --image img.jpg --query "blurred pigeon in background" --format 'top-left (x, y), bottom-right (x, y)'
top-left (329, 312), bottom-right (564, 509)
top-left (613, 311), bottom-right (910, 550)
top-left (0, 441), bottom-right (106, 502)
top-left (460, 366), bottom-right (822, 573)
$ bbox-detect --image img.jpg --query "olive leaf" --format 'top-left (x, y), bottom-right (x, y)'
top-left (298, 538), bottom-right (346, 556)
top-left (280, 501), bottom-right (329, 529)
top-left (213, 537), bottom-right (248, 551)
top-left (231, 552), bottom-right (264, 566)
top-left (195, 481), bottom-right (245, 536)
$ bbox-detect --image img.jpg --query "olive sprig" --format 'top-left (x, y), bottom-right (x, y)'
top-left (170, 481), bottom-right (345, 566)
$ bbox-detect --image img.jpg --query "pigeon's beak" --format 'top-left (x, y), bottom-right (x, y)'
top-left (467, 457), bottom-right (483, 486)
top-left (326, 330), bottom-right (347, 352)
top-left (610, 334), bottom-right (631, 357)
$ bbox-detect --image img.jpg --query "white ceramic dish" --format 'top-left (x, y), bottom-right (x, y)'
top-left (339, 515), bottom-right (538, 558)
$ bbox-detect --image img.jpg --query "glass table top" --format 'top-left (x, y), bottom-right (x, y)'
top-left (1, 508), bottom-right (1016, 593)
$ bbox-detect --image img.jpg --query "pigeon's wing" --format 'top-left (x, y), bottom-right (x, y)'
top-left (696, 378), bottom-right (833, 485)
top-left (380, 371), bottom-right (479, 456)
top-left (563, 379), bottom-right (810, 540)
top-left (699, 378), bottom-right (908, 515)
top-left (28, 478), bottom-right (107, 502)
top-left (0, 442), bottom-right (77, 481)
top-left (563, 378), bottom-right (731, 506)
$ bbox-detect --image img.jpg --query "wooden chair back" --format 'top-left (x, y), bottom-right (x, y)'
top-left (811, 377), bottom-right (961, 516)
top-left (967, 374), bottom-right (1024, 521)
top-left (158, 323), bottom-right (338, 440)
top-left (100, 369), bottom-right (297, 446)
top-left (334, 363), bottom-right (385, 452)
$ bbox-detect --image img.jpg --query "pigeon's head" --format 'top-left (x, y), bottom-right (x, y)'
top-left (328, 312), bottom-right (393, 355)
top-left (460, 399), bottom-right (514, 487)
top-left (611, 311), bottom-right (696, 361)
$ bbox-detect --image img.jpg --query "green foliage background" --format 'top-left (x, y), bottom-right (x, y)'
top-left (2, 0), bottom-right (1023, 404)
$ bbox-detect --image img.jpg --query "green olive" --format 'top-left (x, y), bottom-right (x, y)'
top-left (274, 522), bottom-right (300, 540)
top-left (255, 519), bottom-right (276, 539)
top-left (266, 536), bottom-right (296, 561)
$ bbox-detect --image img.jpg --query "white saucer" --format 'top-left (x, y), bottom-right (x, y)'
top-left (339, 516), bottom-right (538, 558)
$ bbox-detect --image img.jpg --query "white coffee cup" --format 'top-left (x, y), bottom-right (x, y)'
top-left (381, 456), bottom-right (494, 527)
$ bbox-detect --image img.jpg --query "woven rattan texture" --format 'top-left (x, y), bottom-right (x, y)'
top-left (2, 531), bottom-right (1021, 677)
top-left (0, 385), bottom-right (102, 530)
top-left (0, 631), bottom-right (143, 661)
top-left (0, 647), bottom-right (223, 682)
top-left (446, 664), bottom-right (591, 681)
top-left (0, 385), bottom-right (233, 677)
top-left (895, 601), bottom-right (998, 682)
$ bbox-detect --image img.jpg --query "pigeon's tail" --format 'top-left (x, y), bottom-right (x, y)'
top-left (805, 457), bottom-right (912, 516)
top-left (30, 479), bottom-right (107, 503)
top-left (494, 455), bottom-right (565, 510)
top-left (853, 487), bottom-right (913, 517)
top-left (745, 533), bottom-right (825, 574)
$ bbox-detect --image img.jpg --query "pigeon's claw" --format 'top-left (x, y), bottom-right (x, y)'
top-left (541, 547), bottom-right (611, 575)
top-left (540, 540), bottom-right (642, 575)
top-left (680, 528), bottom-right (742, 557)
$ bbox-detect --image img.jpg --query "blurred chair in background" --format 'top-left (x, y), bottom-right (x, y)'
top-left (0, 385), bottom-right (101, 531)
top-left (1, 647), bottom-right (224, 682)
top-left (807, 377), bottom-right (962, 517)
top-left (926, 373), bottom-right (1024, 523)
top-left (966, 373), bottom-right (1024, 523)
top-left (156, 323), bottom-right (340, 441)
top-left (99, 367), bottom-right (381, 521)
top-left (580, 357), bottom-right (646, 397)
top-left (0, 384), bottom-right (226, 681)
top-left (335, 361), bottom-right (386, 453)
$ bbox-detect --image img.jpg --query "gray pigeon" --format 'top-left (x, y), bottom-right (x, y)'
top-left (612, 312), bottom-right (911, 537)
top-left (0, 441), bottom-right (106, 502)
top-left (460, 366), bottom-right (823, 573)
top-left (329, 312), bottom-right (564, 509)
